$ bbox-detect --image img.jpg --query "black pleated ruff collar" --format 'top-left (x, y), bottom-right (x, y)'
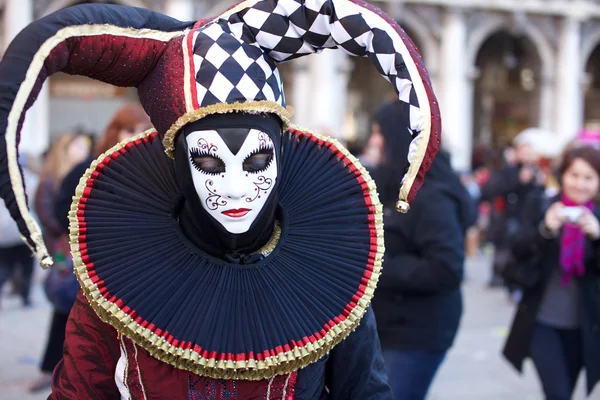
top-left (69, 128), bottom-right (383, 380)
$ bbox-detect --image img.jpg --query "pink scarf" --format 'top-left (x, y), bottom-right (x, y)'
top-left (560, 194), bottom-right (594, 285)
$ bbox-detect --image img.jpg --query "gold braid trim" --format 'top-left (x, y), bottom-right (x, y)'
top-left (162, 100), bottom-right (291, 159)
top-left (181, 29), bottom-right (195, 113)
top-left (252, 220), bottom-right (281, 257)
top-left (70, 128), bottom-right (383, 381)
top-left (5, 25), bottom-right (183, 269)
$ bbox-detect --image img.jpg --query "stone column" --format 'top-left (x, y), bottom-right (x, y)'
top-left (3, 0), bottom-right (49, 156)
top-left (292, 51), bottom-right (352, 140)
top-left (439, 8), bottom-right (471, 171)
top-left (308, 52), bottom-right (338, 136)
top-left (165, 0), bottom-right (195, 22)
top-left (539, 74), bottom-right (555, 131)
top-left (316, 51), bottom-right (353, 140)
top-left (555, 17), bottom-right (583, 142)
top-left (290, 58), bottom-right (311, 127)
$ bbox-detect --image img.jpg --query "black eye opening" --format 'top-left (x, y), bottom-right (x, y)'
top-left (243, 147), bottom-right (274, 173)
top-left (189, 148), bottom-right (226, 175)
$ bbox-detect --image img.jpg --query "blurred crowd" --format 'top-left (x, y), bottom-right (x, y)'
top-left (469, 129), bottom-right (600, 400)
top-left (2, 99), bottom-right (600, 400)
top-left (354, 101), bottom-right (600, 399)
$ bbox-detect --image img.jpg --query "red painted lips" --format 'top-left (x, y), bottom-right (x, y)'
top-left (222, 208), bottom-right (251, 218)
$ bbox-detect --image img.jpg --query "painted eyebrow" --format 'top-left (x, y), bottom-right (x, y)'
top-left (187, 133), bottom-right (231, 156)
top-left (188, 147), bottom-right (227, 165)
top-left (242, 146), bottom-right (274, 160)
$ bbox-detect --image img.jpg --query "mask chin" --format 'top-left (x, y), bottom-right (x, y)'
top-left (173, 113), bottom-right (282, 257)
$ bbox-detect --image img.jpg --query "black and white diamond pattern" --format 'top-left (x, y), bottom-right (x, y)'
top-left (193, 0), bottom-right (424, 135)
top-left (221, 0), bottom-right (422, 133)
top-left (192, 20), bottom-right (285, 107)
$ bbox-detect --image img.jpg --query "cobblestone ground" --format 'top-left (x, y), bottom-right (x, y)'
top-left (0, 255), bottom-right (598, 400)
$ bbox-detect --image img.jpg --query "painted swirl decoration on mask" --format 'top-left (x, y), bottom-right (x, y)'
top-left (205, 179), bottom-right (227, 210)
top-left (258, 132), bottom-right (271, 149)
top-left (246, 176), bottom-right (273, 203)
top-left (198, 138), bottom-right (218, 153)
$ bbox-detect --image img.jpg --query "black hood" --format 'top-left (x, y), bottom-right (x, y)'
top-left (369, 101), bottom-right (411, 209)
top-left (371, 100), bottom-right (476, 231)
top-left (424, 150), bottom-right (477, 232)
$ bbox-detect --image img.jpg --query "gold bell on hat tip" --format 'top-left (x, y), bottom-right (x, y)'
top-left (395, 200), bottom-right (410, 213)
top-left (40, 255), bottom-right (54, 269)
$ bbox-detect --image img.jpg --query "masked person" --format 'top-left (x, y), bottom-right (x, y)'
top-left (0, 1), bottom-right (440, 398)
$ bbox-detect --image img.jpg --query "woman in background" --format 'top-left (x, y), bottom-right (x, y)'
top-left (369, 101), bottom-right (477, 400)
top-left (30, 104), bottom-right (150, 393)
top-left (29, 133), bottom-right (91, 392)
top-left (0, 155), bottom-right (38, 307)
top-left (34, 134), bottom-right (90, 256)
top-left (504, 146), bottom-right (600, 399)
top-left (54, 103), bottom-right (152, 233)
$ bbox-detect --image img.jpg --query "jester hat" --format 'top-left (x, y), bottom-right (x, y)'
top-left (0, 1), bottom-right (440, 267)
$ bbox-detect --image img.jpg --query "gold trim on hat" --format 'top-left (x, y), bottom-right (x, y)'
top-left (162, 100), bottom-right (292, 158)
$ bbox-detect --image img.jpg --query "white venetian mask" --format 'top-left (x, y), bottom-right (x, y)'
top-left (186, 129), bottom-right (277, 234)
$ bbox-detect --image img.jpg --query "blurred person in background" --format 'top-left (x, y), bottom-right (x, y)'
top-left (54, 103), bottom-right (152, 234)
top-left (5, 153), bottom-right (43, 298)
top-left (467, 144), bottom-right (488, 202)
top-left (574, 129), bottom-right (600, 150)
top-left (34, 134), bottom-right (90, 256)
top-left (503, 146), bottom-right (600, 399)
top-left (0, 155), bottom-right (39, 307)
top-left (28, 133), bottom-right (91, 392)
top-left (359, 120), bottom-right (384, 169)
top-left (369, 101), bottom-right (477, 400)
top-left (28, 104), bottom-right (150, 394)
top-left (480, 136), bottom-right (543, 288)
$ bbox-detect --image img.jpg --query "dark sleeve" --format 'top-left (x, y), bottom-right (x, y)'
top-left (465, 191), bottom-right (479, 230)
top-left (480, 167), bottom-right (519, 202)
top-left (510, 192), bottom-right (556, 261)
top-left (49, 291), bottom-right (121, 399)
top-left (325, 307), bottom-right (393, 399)
top-left (589, 209), bottom-right (600, 274)
top-left (34, 178), bottom-right (62, 237)
top-left (379, 192), bottom-right (464, 293)
top-left (54, 161), bottom-right (89, 234)
top-left (591, 239), bottom-right (600, 274)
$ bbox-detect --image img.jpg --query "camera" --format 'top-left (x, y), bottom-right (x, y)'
top-left (559, 206), bottom-right (583, 223)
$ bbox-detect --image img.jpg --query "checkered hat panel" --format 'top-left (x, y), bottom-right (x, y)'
top-left (225, 0), bottom-right (421, 132)
top-left (193, 20), bottom-right (285, 107)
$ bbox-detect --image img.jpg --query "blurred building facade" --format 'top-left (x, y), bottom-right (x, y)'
top-left (2, 0), bottom-right (600, 171)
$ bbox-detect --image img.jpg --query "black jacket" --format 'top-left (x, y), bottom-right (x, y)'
top-left (372, 152), bottom-right (477, 351)
top-left (480, 165), bottom-right (540, 246)
top-left (296, 307), bottom-right (393, 399)
top-left (503, 193), bottom-right (600, 395)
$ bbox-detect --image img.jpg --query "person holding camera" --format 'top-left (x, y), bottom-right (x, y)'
top-left (480, 140), bottom-right (543, 288)
top-left (503, 146), bottom-right (600, 399)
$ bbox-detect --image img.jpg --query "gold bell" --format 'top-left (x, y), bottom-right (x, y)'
top-left (395, 200), bottom-right (410, 213)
